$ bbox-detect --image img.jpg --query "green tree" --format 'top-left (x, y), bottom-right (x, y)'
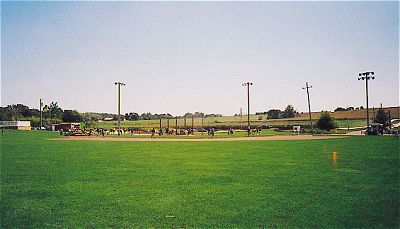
top-left (280, 105), bottom-right (298, 118)
top-left (316, 111), bottom-right (337, 131)
top-left (0, 107), bottom-right (14, 120)
top-left (267, 109), bottom-right (281, 119)
top-left (62, 110), bottom-right (82, 122)
top-left (125, 112), bottom-right (139, 121)
top-left (48, 102), bottom-right (63, 119)
top-left (373, 107), bottom-right (390, 128)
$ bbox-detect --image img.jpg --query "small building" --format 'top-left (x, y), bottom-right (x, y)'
top-left (0, 121), bottom-right (31, 130)
top-left (56, 123), bottom-right (81, 131)
top-left (103, 118), bottom-right (113, 121)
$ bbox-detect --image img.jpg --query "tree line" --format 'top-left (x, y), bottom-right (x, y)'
top-left (0, 103), bottom-right (82, 127)
top-left (124, 112), bottom-right (222, 121)
top-left (0, 103), bottom-right (225, 125)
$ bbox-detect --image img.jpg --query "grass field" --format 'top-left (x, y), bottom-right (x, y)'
top-left (1, 130), bottom-right (399, 227)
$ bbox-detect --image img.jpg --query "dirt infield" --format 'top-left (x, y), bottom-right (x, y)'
top-left (50, 135), bottom-right (347, 142)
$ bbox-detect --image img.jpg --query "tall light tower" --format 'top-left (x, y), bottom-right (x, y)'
top-left (302, 82), bottom-right (313, 132)
top-left (115, 81), bottom-right (126, 135)
top-left (358, 72), bottom-right (375, 128)
top-left (242, 82), bottom-right (253, 136)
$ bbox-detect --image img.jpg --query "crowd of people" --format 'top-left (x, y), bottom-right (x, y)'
top-left (78, 126), bottom-right (266, 138)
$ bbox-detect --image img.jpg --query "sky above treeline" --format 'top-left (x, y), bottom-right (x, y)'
top-left (1, 1), bottom-right (399, 115)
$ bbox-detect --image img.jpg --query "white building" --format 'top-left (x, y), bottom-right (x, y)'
top-left (0, 121), bottom-right (31, 130)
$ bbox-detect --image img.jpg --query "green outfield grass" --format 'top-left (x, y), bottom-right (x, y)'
top-left (1, 131), bottom-right (398, 227)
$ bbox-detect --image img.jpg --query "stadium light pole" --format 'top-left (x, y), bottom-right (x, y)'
top-left (115, 82), bottom-right (126, 135)
top-left (358, 72), bottom-right (375, 128)
top-left (302, 82), bottom-right (313, 132)
top-left (242, 82), bottom-right (253, 137)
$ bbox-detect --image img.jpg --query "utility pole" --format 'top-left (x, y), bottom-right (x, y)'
top-left (242, 82), bottom-right (253, 136)
top-left (358, 72), bottom-right (375, 128)
top-left (40, 99), bottom-right (43, 130)
top-left (159, 118), bottom-right (162, 130)
top-left (114, 82), bottom-right (126, 135)
top-left (302, 82), bottom-right (313, 132)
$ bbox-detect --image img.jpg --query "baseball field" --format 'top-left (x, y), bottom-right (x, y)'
top-left (1, 130), bottom-right (399, 227)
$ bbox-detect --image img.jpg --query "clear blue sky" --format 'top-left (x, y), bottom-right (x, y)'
top-left (1, 1), bottom-right (398, 115)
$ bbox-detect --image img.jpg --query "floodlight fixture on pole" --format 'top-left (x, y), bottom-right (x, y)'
top-left (114, 82), bottom-right (126, 135)
top-left (302, 82), bottom-right (313, 132)
top-left (242, 82), bottom-right (253, 137)
top-left (357, 71), bottom-right (375, 128)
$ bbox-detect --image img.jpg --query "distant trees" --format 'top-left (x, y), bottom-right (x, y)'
top-left (204, 113), bottom-right (222, 118)
top-left (334, 107), bottom-right (346, 112)
top-left (0, 104), bottom-right (40, 121)
top-left (281, 105), bottom-right (298, 118)
top-left (123, 112), bottom-right (210, 121)
top-left (125, 112), bottom-right (140, 121)
top-left (374, 107), bottom-right (390, 128)
top-left (267, 109), bottom-right (281, 119)
top-left (266, 105), bottom-right (299, 119)
top-left (82, 112), bottom-right (107, 122)
top-left (316, 111), bottom-right (337, 131)
top-left (0, 102), bottom-right (84, 126)
top-left (334, 107), bottom-right (355, 112)
top-left (194, 112), bottom-right (205, 117)
top-left (62, 110), bottom-right (82, 122)
top-left (45, 102), bottom-right (63, 119)
top-left (141, 112), bottom-right (158, 120)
